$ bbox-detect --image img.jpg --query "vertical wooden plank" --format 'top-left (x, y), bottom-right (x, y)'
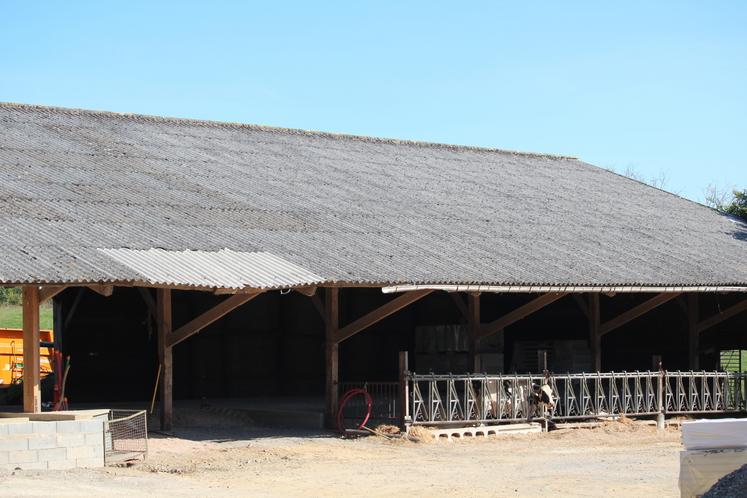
top-left (22, 285), bottom-right (41, 413)
top-left (398, 351), bottom-right (409, 428)
top-left (156, 288), bottom-right (173, 431)
top-left (324, 287), bottom-right (339, 428)
top-left (589, 293), bottom-right (601, 371)
top-left (467, 293), bottom-right (481, 372)
top-left (688, 293), bottom-right (699, 370)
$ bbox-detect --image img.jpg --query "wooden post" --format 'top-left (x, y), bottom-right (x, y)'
top-left (324, 288), bottom-right (339, 428)
top-left (156, 288), bottom-right (173, 431)
top-left (688, 294), bottom-right (699, 370)
top-left (467, 293), bottom-right (481, 372)
top-left (589, 293), bottom-right (601, 371)
top-left (22, 285), bottom-right (41, 413)
top-left (398, 351), bottom-right (409, 428)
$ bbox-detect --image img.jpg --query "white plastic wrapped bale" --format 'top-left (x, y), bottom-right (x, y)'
top-left (680, 448), bottom-right (747, 498)
top-left (682, 418), bottom-right (747, 450)
top-left (679, 419), bottom-right (747, 497)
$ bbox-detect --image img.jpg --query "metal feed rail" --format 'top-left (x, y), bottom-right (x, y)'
top-left (407, 371), bottom-right (747, 426)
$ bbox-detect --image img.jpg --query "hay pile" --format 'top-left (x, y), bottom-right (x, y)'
top-left (405, 426), bottom-right (434, 443)
top-left (373, 424), bottom-right (401, 436)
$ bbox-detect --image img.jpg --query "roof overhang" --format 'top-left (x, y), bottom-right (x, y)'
top-left (381, 284), bottom-right (747, 294)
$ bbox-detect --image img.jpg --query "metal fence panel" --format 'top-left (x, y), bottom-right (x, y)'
top-left (407, 371), bottom-right (747, 426)
top-left (104, 409), bottom-right (148, 463)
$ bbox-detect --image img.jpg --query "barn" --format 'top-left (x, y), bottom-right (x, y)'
top-left (1, 102), bottom-right (746, 430)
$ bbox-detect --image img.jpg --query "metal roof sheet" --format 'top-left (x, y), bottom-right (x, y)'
top-left (0, 102), bottom-right (746, 290)
top-left (98, 248), bottom-right (326, 290)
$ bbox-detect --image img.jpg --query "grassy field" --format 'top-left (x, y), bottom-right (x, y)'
top-left (0, 304), bottom-right (54, 329)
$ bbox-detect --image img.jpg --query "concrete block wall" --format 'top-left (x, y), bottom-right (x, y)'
top-left (0, 419), bottom-right (104, 471)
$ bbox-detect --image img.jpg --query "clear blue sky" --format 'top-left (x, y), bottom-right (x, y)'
top-left (2, 1), bottom-right (745, 202)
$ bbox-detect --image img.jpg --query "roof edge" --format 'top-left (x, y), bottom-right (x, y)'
top-left (381, 284), bottom-right (747, 294)
top-left (0, 101), bottom-right (577, 160)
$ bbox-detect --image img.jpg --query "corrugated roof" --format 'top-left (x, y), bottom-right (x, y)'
top-left (0, 102), bottom-right (746, 290)
top-left (98, 248), bottom-right (325, 290)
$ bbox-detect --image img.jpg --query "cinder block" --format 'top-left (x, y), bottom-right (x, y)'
top-left (32, 422), bottom-right (57, 434)
top-left (0, 437), bottom-right (28, 451)
top-left (28, 434), bottom-right (57, 450)
top-left (76, 456), bottom-right (104, 468)
top-left (0, 451), bottom-right (8, 464)
top-left (79, 420), bottom-right (104, 433)
top-left (66, 445), bottom-right (95, 459)
top-left (56, 421), bottom-right (81, 433)
top-left (8, 449), bottom-right (38, 464)
top-left (56, 433), bottom-right (85, 447)
top-left (85, 433), bottom-right (103, 446)
top-left (0, 424), bottom-right (8, 436)
top-left (91, 444), bottom-right (104, 457)
top-left (38, 447), bottom-right (67, 462)
top-left (7, 422), bottom-right (33, 435)
top-left (47, 459), bottom-right (77, 470)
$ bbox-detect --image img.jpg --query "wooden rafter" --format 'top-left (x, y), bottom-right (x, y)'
top-left (449, 293), bottom-right (468, 321)
top-left (87, 284), bottom-right (113, 297)
top-left (39, 285), bottom-right (66, 304)
top-left (294, 286), bottom-right (317, 297)
top-left (310, 293), bottom-right (325, 323)
top-left (573, 294), bottom-right (589, 318)
top-left (478, 293), bottom-right (567, 339)
top-left (333, 290), bottom-right (432, 344)
top-left (599, 293), bottom-right (681, 336)
top-left (167, 292), bottom-right (260, 347)
top-left (696, 298), bottom-right (747, 333)
top-left (138, 288), bottom-right (157, 318)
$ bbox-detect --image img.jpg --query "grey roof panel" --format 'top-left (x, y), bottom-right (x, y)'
top-left (0, 102), bottom-right (746, 289)
top-left (97, 248), bottom-right (325, 290)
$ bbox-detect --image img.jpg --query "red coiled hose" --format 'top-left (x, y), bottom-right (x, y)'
top-left (336, 388), bottom-right (373, 433)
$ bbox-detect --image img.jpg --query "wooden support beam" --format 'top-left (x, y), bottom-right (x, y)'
top-left (294, 286), bottom-right (317, 297)
top-left (599, 293), bottom-right (681, 336)
top-left (467, 293), bottom-right (481, 372)
top-left (589, 294), bottom-right (601, 372)
top-left (333, 290), bottom-right (432, 344)
top-left (167, 293), bottom-right (260, 348)
top-left (696, 298), bottom-right (747, 334)
top-left (156, 288), bottom-right (172, 431)
top-left (449, 293), bottom-right (468, 321)
top-left (87, 284), bottom-right (113, 297)
top-left (22, 285), bottom-right (41, 413)
top-left (39, 285), bottom-right (66, 304)
top-left (138, 288), bottom-right (157, 318)
top-left (399, 351), bottom-right (409, 427)
top-left (325, 288), bottom-right (339, 427)
top-left (310, 294), bottom-right (325, 323)
top-left (688, 294), bottom-right (699, 370)
top-left (479, 293), bottom-right (567, 339)
top-left (63, 288), bottom-right (86, 330)
top-left (573, 294), bottom-right (589, 319)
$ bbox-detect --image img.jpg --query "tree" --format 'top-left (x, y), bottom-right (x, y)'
top-left (705, 187), bottom-right (747, 221)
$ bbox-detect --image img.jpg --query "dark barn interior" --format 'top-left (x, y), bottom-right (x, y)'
top-left (56, 287), bottom-right (747, 404)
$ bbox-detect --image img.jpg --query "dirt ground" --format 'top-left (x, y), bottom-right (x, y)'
top-left (1, 420), bottom-right (682, 497)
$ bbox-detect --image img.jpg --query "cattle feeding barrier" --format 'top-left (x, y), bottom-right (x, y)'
top-left (406, 371), bottom-right (747, 426)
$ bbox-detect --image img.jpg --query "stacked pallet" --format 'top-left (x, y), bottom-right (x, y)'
top-left (679, 418), bottom-right (747, 497)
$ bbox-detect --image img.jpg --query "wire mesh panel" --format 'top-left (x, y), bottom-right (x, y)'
top-left (339, 382), bottom-right (400, 422)
top-left (104, 409), bottom-right (148, 462)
